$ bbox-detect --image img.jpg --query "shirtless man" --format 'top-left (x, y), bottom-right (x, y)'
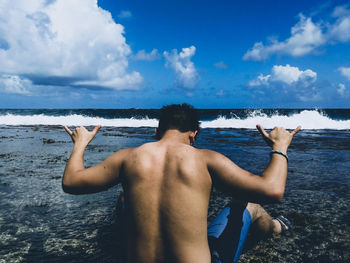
top-left (63, 103), bottom-right (301, 263)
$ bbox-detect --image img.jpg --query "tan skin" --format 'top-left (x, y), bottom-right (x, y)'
top-left (63, 124), bottom-right (301, 263)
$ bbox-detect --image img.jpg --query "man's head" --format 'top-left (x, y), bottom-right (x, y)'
top-left (155, 103), bottom-right (200, 140)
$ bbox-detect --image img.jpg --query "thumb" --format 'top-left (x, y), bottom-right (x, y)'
top-left (256, 124), bottom-right (269, 138)
top-left (92, 125), bottom-right (102, 135)
top-left (64, 125), bottom-right (73, 136)
top-left (291, 125), bottom-right (302, 136)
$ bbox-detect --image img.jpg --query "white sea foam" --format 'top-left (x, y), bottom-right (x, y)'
top-left (202, 110), bottom-right (350, 130)
top-left (0, 114), bottom-right (159, 127)
top-left (0, 110), bottom-right (349, 129)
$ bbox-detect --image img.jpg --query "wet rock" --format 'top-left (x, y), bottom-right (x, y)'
top-left (42, 138), bottom-right (55, 144)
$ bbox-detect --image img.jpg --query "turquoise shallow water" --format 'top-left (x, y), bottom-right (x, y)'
top-left (0, 124), bottom-right (349, 262)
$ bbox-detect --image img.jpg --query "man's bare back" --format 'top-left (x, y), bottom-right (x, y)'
top-left (122, 138), bottom-right (212, 262)
top-left (62, 104), bottom-right (300, 263)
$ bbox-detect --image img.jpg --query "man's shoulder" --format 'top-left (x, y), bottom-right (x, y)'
top-left (116, 143), bottom-right (223, 161)
top-left (118, 142), bottom-right (158, 157)
top-left (195, 148), bottom-right (230, 165)
top-left (134, 141), bottom-right (159, 151)
top-left (115, 141), bottom-right (155, 153)
top-left (196, 148), bottom-right (220, 157)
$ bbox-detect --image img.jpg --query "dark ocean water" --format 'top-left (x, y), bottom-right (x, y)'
top-left (0, 109), bottom-right (349, 262)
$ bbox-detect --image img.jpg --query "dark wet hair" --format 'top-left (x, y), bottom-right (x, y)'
top-left (156, 103), bottom-right (200, 139)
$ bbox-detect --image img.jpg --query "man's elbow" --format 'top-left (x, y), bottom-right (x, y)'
top-left (62, 181), bottom-right (87, 195)
top-left (62, 179), bottom-right (76, 194)
top-left (267, 188), bottom-right (284, 203)
top-left (62, 174), bottom-right (80, 194)
top-left (260, 177), bottom-right (286, 203)
top-left (270, 191), bottom-right (284, 203)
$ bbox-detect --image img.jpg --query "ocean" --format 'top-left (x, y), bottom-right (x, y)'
top-left (0, 109), bottom-right (349, 263)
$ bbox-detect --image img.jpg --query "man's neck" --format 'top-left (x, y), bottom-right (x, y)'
top-left (159, 129), bottom-right (191, 145)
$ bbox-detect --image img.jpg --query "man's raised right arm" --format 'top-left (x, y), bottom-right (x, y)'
top-left (205, 125), bottom-right (301, 203)
top-left (62, 125), bottom-right (131, 195)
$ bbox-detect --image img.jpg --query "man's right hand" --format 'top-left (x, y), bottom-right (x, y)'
top-left (64, 125), bottom-right (101, 148)
top-left (256, 124), bottom-right (301, 153)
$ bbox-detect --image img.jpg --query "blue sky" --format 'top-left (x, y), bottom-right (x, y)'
top-left (0, 0), bottom-right (350, 108)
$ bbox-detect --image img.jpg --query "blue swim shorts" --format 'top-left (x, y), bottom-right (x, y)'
top-left (208, 202), bottom-right (252, 263)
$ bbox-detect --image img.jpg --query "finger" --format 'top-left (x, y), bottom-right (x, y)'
top-left (92, 125), bottom-right (102, 135)
top-left (64, 126), bottom-right (73, 136)
top-left (256, 124), bottom-right (269, 138)
top-left (291, 125), bottom-right (302, 136)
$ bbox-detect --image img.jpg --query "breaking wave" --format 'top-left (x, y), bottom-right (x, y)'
top-left (0, 110), bottom-right (349, 130)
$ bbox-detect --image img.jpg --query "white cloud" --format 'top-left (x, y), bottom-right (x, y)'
top-left (249, 65), bottom-right (317, 87)
top-left (339, 67), bottom-right (350, 81)
top-left (0, 0), bottom-right (142, 93)
top-left (75, 71), bottom-right (142, 90)
top-left (248, 74), bottom-right (271, 87)
top-left (244, 6), bottom-right (350, 61)
top-left (214, 61), bottom-right (229, 69)
top-left (133, 49), bottom-right (161, 61)
top-left (163, 46), bottom-right (199, 89)
top-left (117, 10), bottom-right (132, 19)
top-left (244, 15), bottom-right (325, 61)
top-left (329, 6), bottom-right (350, 42)
top-left (0, 75), bottom-right (32, 95)
top-left (337, 83), bottom-right (346, 97)
top-left (248, 65), bottom-right (318, 101)
top-left (271, 64), bottom-right (316, 85)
